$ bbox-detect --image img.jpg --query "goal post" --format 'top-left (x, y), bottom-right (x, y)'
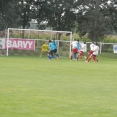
top-left (6, 28), bottom-right (72, 57)
top-left (2, 28), bottom-right (117, 57)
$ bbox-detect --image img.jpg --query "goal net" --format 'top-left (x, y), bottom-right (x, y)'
top-left (5, 28), bottom-right (72, 57)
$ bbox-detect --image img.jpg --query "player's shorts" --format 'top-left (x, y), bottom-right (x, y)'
top-left (42, 49), bottom-right (48, 52)
top-left (92, 54), bottom-right (96, 58)
top-left (72, 48), bottom-right (78, 53)
top-left (53, 49), bottom-right (57, 53)
top-left (48, 50), bottom-right (53, 56)
top-left (88, 50), bottom-right (94, 55)
top-left (79, 51), bottom-right (84, 56)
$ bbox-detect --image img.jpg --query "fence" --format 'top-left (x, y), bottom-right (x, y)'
top-left (0, 39), bottom-right (117, 56)
top-left (0, 28), bottom-right (117, 56)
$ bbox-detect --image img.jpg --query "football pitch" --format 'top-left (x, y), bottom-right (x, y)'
top-left (0, 53), bottom-right (117, 117)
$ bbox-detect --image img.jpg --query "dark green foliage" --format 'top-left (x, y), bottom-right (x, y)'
top-left (0, 0), bottom-right (20, 30)
top-left (0, 0), bottom-right (117, 42)
top-left (76, 0), bottom-right (117, 41)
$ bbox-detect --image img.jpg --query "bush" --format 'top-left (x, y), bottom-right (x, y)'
top-left (103, 35), bottom-right (117, 43)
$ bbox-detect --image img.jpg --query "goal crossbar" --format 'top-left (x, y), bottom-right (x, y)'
top-left (6, 28), bottom-right (72, 56)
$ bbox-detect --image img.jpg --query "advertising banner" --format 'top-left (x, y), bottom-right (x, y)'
top-left (0, 39), bottom-right (5, 49)
top-left (113, 45), bottom-right (117, 53)
top-left (6, 38), bottom-right (35, 50)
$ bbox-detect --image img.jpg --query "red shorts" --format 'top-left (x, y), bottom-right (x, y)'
top-left (92, 54), bottom-right (96, 58)
top-left (79, 51), bottom-right (84, 56)
top-left (89, 50), bottom-right (94, 55)
top-left (72, 48), bottom-right (78, 53)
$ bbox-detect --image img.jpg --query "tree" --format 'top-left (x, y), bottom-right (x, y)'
top-left (30, 0), bottom-right (48, 29)
top-left (18, 0), bottom-right (32, 29)
top-left (0, 0), bottom-right (20, 31)
top-left (76, 0), bottom-right (117, 41)
top-left (43, 0), bottom-right (76, 31)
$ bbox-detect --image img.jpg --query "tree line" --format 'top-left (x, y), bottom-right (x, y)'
top-left (0, 0), bottom-right (117, 41)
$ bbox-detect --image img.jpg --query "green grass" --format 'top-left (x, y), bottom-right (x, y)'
top-left (0, 53), bottom-right (117, 117)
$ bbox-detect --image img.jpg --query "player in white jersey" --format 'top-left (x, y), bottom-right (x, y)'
top-left (77, 41), bottom-right (86, 61)
top-left (70, 38), bottom-right (79, 60)
top-left (73, 40), bottom-right (81, 60)
top-left (87, 42), bottom-right (99, 63)
top-left (85, 42), bottom-right (95, 62)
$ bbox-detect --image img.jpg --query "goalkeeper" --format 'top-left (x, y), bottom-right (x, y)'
top-left (40, 42), bottom-right (49, 57)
